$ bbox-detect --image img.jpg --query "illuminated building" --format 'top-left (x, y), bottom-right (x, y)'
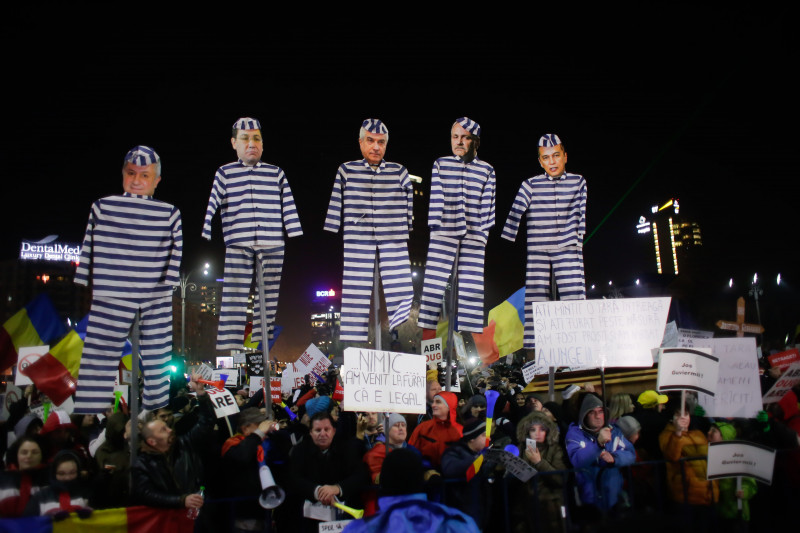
top-left (636, 199), bottom-right (702, 276)
top-left (311, 288), bottom-right (340, 353)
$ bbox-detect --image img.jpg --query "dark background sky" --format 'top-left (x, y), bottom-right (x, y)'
top-left (2, 7), bottom-right (796, 359)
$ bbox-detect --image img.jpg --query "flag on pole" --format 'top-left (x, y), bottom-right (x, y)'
top-left (0, 294), bottom-right (67, 372)
top-left (20, 329), bottom-right (83, 405)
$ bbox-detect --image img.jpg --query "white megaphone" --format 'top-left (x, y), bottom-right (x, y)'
top-left (258, 464), bottom-right (285, 509)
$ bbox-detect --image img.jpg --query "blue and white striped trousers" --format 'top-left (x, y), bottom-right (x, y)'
top-left (417, 235), bottom-right (486, 333)
top-left (217, 245), bottom-right (284, 351)
top-left (340, 239), bottom-right (414, 342)
top-left (525, 247), bottom-right (585, 349)
top-left (74, 295), bottom-right (173, 414)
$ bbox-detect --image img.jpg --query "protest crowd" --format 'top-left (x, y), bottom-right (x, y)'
top-left (1, 353), bottom-right (798, 532)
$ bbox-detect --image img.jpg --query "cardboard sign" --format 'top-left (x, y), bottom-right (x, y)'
top-left (422, 338), bottom-right (443, 369)
top-left (522, 361), bottom-right (547, 384)
top-left (677, 328), bottom-right (714, 348)
top-left (271, 378), bottom-right (282, 403)
top-left (16, 346), bottom-right (49, 386)
top-left (657, 347), bottom-right (719, 395)
top-left (294, 344), bottom-right (331, 378)
top-left (249, 376), bottom-right (265, 398)
top-left (762, 363), bottom-right (800, 404)
top-left (212, 369), bottom-right (238, 387)
top-left (195, 363), bottom-right (214, 381)
top-left (281, 363), bottom-right (310, 394)
top-left (768, 349), bottom-right (800, 372)
top-left (233, 352), bottom-right (247, 364)
top-left (695, 338), bottom-right (762, 418)
top-left (531, 297), bottom-right (671, 368)
top-left (319, 520), bottom-right (353, 532)
top-left (206, 387), bottom-right (240, 418)
top-left (707, 441), bottom-right (777, 485)
top-left (661, 321), bottom-right (678, 348)
top-left (484, 448), bottom-right (536, 482)
top-left (340, 348), bottom-right (426, 414)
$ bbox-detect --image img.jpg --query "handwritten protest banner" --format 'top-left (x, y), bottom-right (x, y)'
top-left (694, 338), bottom-right (762, 418)
top-left (531, 298), bottom-right (671, 368)
top-left (522, 361), bottom-right (547, 384)
top-left (270, 378), bottom-right (282, 403)
top-left (707, 441), bottom-right (776, 485)
top-left (762, 363), bottom-right (800, 404)
top-left (280, 363), bottom-right (309, 394)
top-left (195, 363), bottom-right (214, 381)
top-left (422, 338), bottom-right (443, 369)
top-left (768, 348), bottom-right (800, 372)
top-left (341, 348), bottom-right (425, 414)
top-left (657, 347), bottom-right (719, 395)
top-left (206, 387), bottom-right (240, 418)
top-left (293, 344), bottom-right (331, 378)
top-left (484, 448), bottom-right (536, 482)
top-left (677, 328), bottom-right (714, 348)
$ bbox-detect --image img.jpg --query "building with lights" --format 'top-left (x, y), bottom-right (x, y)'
top-left (310, 288), bottom-right (340, 354)
top-left (636, 198), bottom-right (702, 276)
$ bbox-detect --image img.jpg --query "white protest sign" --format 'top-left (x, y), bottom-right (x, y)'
top-left (762, 363), bottom-right (800, 404)
top-left (232, 352), bottom-right (246, 364)
top-left (294, 343), bottom-right (331, 379)
top-left (206, 387), bottom-right (240, 418)
top-left (677, 328), bottom-right (714, 348)
top-left (212, 369), bottom-right (238, 387)
top-left (707, 441), bottom-right (777, 485)
top-left (484, 448), bottom-right (536, 482)
top-left (694, 337), bottom-right (762, 418)
top-left (657, 347), bottom-right (719, 395)
top-left (1, 384), bottom-right (23, 421)
top-left (341, 348), bottom-right (426, 414)
top-left (319, 520), bottom-right (352, 532)
top-left (522, 361), bottom-right (547, 384)
top-left (422, 338), bottom-right (443, 369)
top-left (195, 363), bottom-right (214, 381)
top-left (661, 321), bottom-right (678, 348)
top-left (250, 376), bottom-right (265, 398)
top-left (453, 332), bottom-right (466, 361)
top-left (16, 346), bottom-right (49, 386)
top-left (531, 297), bottom-right (671, 368)
top-left (281, 363), bottom-right (309, 394)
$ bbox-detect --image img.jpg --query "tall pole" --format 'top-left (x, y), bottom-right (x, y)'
top-left (255, 252), bottom-right (273, 419)
top-left (177, 271), bottom-right (197, 358)
top-left (129, 310), bottom-right (140, 494)
top-left (373, 261), bottom-right (382, 350)
top-left (444, 246), bottom-right (460, 392)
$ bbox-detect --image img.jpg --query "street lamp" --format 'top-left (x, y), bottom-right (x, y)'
top-left (749, 272), bottom-right (763, 329)
top-left (175, 264), bottom-right (211, 359)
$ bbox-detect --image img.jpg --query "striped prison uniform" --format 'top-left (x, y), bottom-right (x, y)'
top-left (417, 155), bottom-right (496, 333)
top-left (501, 172), bottom-right (587, 349)
top-left (74, 193), bottom-right (182, 414)
top-left (324, 159), bottom-right (414, 342)
top-left (203, 160), bottom-right (302, 351)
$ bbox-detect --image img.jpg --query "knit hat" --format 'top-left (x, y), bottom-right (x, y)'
top-left (714, 421), bottom-right (737, 441)
top-left (361, 118), bottom-right (388, 135)
top-left (124, 145), bottom-right (159, 167)
top-left (469, 394), bottom-right (487, 407)
top-left (426, 368), bottom-right (439, 382)
top-left (538, 134), bottom-right (562, 147)
top-left (233, 117), bottom-right (261, 131)
top-left (615, 416), bottom-right (641, 440)
top-left (454, 117), bottom-right (481, 137)
top-left (380, 448), bottom-right (424, 496)
top-left (305, 396), bottom-right (332, 418)
top-left (637, 390), bottom-right (668, 409)
top-left (462, 418), bottom-right (486, 441)
top-left (384, 412), bottom-right (406, 431)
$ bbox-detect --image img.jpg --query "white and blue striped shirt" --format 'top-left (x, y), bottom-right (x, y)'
top-left (74, 193), bottom-right (182, 298)
top-left (501, 172), bottom-right (586, 249)
top-left (323, 159), bottom-right (413, 240)
top-left (202, 160), bottom-right (303, 248)
top-left (428, 155), bottom-right (496, 244)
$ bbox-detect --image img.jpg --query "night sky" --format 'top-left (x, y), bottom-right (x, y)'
top-left (3, 8), bottom-right (796, 359)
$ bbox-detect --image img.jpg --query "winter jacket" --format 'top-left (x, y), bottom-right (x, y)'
top-left (408, 391), bottom-right (463, 470)
top-left (658, 422), bottom-right (719, 505)
top-left (342, 492), bottom-right (480, 533)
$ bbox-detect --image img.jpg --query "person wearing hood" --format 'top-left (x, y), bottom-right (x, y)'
top-left (514, 411), bottom-right (567, 533)
top-left (565, 393), bottom-right (635, 512)
top-left (409, 391), bottom-right (463, 471)
top-left (24, 449), bottom-right (92, 516)
top-left (707, 421), bottom-right (757, 523)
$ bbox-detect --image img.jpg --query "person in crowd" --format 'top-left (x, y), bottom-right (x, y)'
top-left (0, 435), bottom-right (49, 517)
top-left (24, 449), bottom-right (92, 516)
top-left (566, 393), bottom-right (635, 513)
top-left (460, 394), bottom-right (487, 425)
top-left (343, 448), bottom-right (480, 532)
top-left (131, 376), bottom-right (212, 511)
top-left (514, 411), bottom-right (567, 533)
top-left (608, 393), bottom-right (635, 423)
top-left (93, 411), bottom-right (131, 509)
top-left (356, 412), bottom-right (384, 452)
top-left (287, 412), bottom-right (365, 532)
top-left (632, 389), bottom-right (671, 461)
top-left (707, 420), bottom-right (756, 524)
top-left (409, 391), bottom-right (463, 470)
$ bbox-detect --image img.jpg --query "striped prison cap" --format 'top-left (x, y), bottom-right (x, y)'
top-left (361, 118), bottom-right (388, 135)
top-left (538, 134), bottom-right (562, 147)
top-left (455, 117), bottom-right (481, 137)
top-left (124, 146), bottom-right (160, 166)
top-left (233, 117), bottom-right (261, 131)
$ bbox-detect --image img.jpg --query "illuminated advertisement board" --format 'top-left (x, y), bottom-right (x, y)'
top-left (19, 235), bottom-right (80, 262)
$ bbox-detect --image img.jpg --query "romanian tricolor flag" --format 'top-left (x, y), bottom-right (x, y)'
top-left (486, 287), bottom-right (525, 357)
top-left (466, 390), bottom-right (500, 482)
top-left (0, 294), bottom-right (67, 373)
top-left (0, 506), bottom-right (194, 533)
top-left (20, 329), bottom-right (83, 406)
top-left (243, 323), bottom-right (283, 351)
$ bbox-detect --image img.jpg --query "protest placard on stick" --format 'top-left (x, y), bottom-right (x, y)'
top-left (707, 441), bottom-right (776, 485)
top-left (657, 347), bottom-right (719, 396)
top-left (762, 363), bottom-right (800, 404)
top-left (694, 337), bottom-right (761, 418)
top-left (340, 348), bottom-right (426, 414)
